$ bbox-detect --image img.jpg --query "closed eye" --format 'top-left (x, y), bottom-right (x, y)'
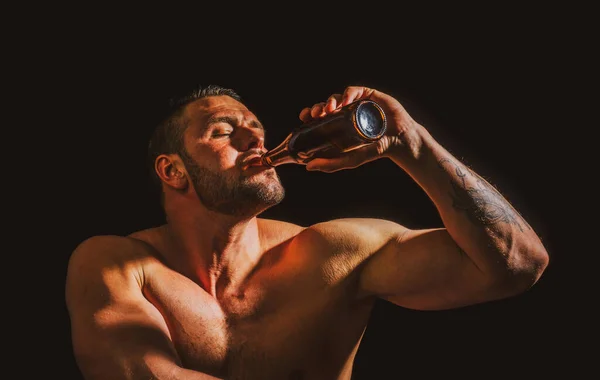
top-left (212, 132), bottom-right (232, 138)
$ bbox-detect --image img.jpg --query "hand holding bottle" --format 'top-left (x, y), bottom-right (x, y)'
top-left (298, 86), bottom-right (422, 172)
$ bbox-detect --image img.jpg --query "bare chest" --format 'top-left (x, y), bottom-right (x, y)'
top-left (142, 259), bottom-right (371, 379)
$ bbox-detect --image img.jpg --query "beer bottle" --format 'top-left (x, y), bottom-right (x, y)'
top-left (261, 99), bottom-right (387, 167)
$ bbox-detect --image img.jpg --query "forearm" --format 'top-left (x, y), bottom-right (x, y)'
top-left (387, 124), bottom-right (548, 283)
top-left (172, 367), bottom-right (223, 380)
top-left (82, 364), bottom-right (223, 380)
top-left (77, 351), bottom-right (223, 380)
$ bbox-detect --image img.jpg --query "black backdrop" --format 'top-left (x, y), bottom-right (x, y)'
top-left (45, 18), bottom-right (583, 379)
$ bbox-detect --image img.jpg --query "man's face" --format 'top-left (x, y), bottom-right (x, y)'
top-left (179, 96), bottom-right (285, 217)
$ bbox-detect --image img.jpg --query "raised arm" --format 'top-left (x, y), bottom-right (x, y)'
top-left (65, 235), bottom-right (220, 380)
top-left (299, 86), bottom-right (549, 311)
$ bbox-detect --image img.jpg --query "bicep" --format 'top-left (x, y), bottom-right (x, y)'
top-left (358, 228), bottom-right (496, 310)
top-left (65, 236), bottom-right (182, 379)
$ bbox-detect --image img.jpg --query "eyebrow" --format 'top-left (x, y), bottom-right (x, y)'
top-left (205, 116), bottom-right (265, 130)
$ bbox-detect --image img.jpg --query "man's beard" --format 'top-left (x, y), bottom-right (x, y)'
top-left (181, 154), bottom-right (285, 217)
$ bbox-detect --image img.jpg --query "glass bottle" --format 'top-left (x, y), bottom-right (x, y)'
top-left (261, 99), bottom-right (387, 167)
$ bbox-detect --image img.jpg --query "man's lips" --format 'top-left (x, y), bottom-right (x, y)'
top-left (241, 155), bottom-right (267, 170)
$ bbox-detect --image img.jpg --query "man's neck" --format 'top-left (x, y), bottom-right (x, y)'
top-left (163, 203), bottom-right (263, 297)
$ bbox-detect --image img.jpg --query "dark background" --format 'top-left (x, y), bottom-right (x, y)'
top-left (31, 9), bottom-right (589, 379)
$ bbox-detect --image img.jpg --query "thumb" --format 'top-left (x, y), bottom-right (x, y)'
top-left (305, 143), bottom-right (381, 172)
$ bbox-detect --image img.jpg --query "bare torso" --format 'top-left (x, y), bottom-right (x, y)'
top-left (128, 219), bottom-right (376, 380)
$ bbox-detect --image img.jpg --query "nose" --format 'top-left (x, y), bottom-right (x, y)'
top-left (236, 127), bottom-right (265, 152)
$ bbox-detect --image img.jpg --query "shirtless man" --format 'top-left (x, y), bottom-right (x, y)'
top-left (65, 85), bottom-right (549, 379)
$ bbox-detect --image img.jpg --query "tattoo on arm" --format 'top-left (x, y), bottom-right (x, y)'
top-left (437, 158), bottom-right (531, 232)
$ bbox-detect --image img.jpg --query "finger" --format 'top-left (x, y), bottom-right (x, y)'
top-left (310, 102), bottom-right (327, 119)
top-left (305, 155), bottom-right (351, 173)
top-left (299, 107), bottom-right (312, 123)
top-left (341, 86), bottom-right (374, 106)
top-left (324, 94), bottom-right (343, 113)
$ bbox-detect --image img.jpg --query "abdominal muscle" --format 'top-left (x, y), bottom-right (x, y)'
top-left (138, 241), bottom-right (375, 380)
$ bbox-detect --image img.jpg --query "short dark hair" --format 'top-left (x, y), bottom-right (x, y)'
top-left (147, 84), bottom-right (242, 187)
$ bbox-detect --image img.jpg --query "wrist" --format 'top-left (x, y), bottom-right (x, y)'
top-left (384, 122), bottom-right (432, 165)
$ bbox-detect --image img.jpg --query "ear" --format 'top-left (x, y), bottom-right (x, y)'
top-left (155, 154), bottom-right (189, 190)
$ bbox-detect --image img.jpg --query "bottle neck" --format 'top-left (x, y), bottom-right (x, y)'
top-left (261, 134), bottom-right (297, 167)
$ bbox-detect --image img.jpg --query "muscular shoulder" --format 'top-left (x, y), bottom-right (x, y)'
top-left (294, 218), bottom-right (409, 284)
top-left (68, 234), bottom-right (155, 271)
top-left (304, 218), bottom-right (408, 254)
top-left (257, 217), bottom-right (306, 248)
top-left (65, 235), bottom-right (157, 303)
